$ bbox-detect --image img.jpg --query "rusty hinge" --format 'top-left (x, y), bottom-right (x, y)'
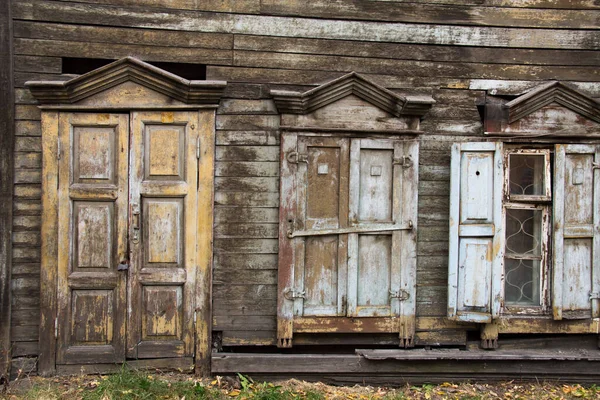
top-left (287, 151), bottom-right (308, 164)
top-left (284, 288), bottom-right (306, 301)
top-left (593, 162), bottom-right (600, 169)
top-left (393, 156), bottom-right (413, 168)
top-left (54, 317), bottom-right (58, 339)
top-left (590, 292), bottom-right (600, 300)
top-left (389, 289), bottom-right (410, 301)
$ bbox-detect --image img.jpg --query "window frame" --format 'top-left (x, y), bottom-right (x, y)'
top-left (501, 147), bottom-right (552, 316)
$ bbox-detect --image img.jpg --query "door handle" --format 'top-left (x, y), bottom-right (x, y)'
top-left (132, 203), bottom-right (140, 244)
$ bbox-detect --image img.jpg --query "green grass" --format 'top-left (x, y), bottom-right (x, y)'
top-left (80, 367), bottom-right (221, 400)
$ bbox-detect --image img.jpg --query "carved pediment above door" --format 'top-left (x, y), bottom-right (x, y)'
top-left (271, 72), bottom-right (435, 132)
top-left (26, 56), bottom-right (226, 108)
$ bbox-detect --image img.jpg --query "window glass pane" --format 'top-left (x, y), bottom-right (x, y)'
top-left (509, 154), bottom-right (545, 196)
top-left (505, 258), bottom-right (540, 306)
top-left (505, 208), bottom-right (542, 306)
top-left (505, 208), bottom-right (542, 257)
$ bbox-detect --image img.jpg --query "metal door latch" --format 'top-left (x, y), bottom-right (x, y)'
top-left (287, 151), bottom-right (308, 164)
top-left (389, 289), bottom-right (410, 301)
top-left (117, 261), bottom-right (129, 271)
top-left (393, 156), bottom-right (413, 168)
top-left (284, 288), bottom-right (306, 300)
top-left (590, 292), bottom-right (600, 300)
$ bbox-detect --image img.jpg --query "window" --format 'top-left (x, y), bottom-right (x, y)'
top-left (448, 142), bottom-right (600, 324)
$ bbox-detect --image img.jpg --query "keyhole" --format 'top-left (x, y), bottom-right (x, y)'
top-left (476, 171), bottom-right (480, 176)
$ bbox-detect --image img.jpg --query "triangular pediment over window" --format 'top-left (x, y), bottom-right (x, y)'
top-left (272, 72), bottom-right (435, 132)
top-left (26, 57), bottom-right (226, 107)
top-left (484, 81), bottom-right (600, 137)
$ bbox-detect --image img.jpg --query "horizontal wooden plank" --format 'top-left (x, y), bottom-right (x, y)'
top-left (14, 54), bottom-right (61, 73)
top-left (216, 115), bottom-right (279, 130)
top-left (215, 177), bottom-right (278, 192)
top-left (260, 0), bottom-right (600, 29)
top-left (418, 241), bottom-right (449, 256)
top-left (470, 79), bottom-right (600, 96)
top-left (11, 341), bottom-right (39, 357)
top-left (14, 153), bottom-right (41, 169)
top-left (13, 215), bottom-right (41, 231)
top-left (214, 192), bottom-right (279, 207)
top-left (13, 20), bottom-right (233, 49)
top-left (53, 0), bottom-right (260, 13)
top-left (15, 105), bottom-right (41, 120)
top-left (216, 145), bottom-right (279, 161)
top-left (233, 50), bottom-right (600, 81)
top-left (234, 35), bottom-right (600, 67)
top-left (420, 181), bottom-right (450, 196)
top-left (215, 207), bottom-right (278, 223)
top-left (14, 169), bottom-right (41, 184)
top-left (214, 238), bottom-right (278, 254)
top-left (11, 308), bottom-right (39, 326)
top-left (420, 166), bottom-right (450, 181)
top-left (16, 138), bottom-right (40, 153)
top-left (11, 325), bottom-right (38, 341)
top-left (215, 223), bottom-right (278, 238)
top-left (215, 161), bottom-right (278, 177)
top-left (214, 269), bottom-right (277, 285)
top-left (14, 38), bottom-right (233, 65)
top-left (213, 315), bottom-right (276, 331)
top-left (15, 121), bottom-right (40, 137)
top-left (12, 263), bottom-right (39, 276)
top-left (418, 226), bottom-right (449, 242)
top-left (12, 231), bottom-right (41, 246)
top-left (214, 253), bottom-right (278, 270)
top-left (13, 1), bottom-right (600, 49)
top-left (218, 99), bottom-right (277, 115)
top-left (15, 88), bottom-right (36, 104)
top-left (12, 247), bottom-right (41, 263)
top-left (13, 200), bottom-right (41, 216)
top-left (216, 130), bottom-right (279, 146)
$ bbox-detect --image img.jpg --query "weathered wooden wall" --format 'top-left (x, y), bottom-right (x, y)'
top-left (7, 0), bottom-right (600, 373)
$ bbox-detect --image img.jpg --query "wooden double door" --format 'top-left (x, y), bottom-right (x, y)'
top-left (55, 111), bottom-right (202, 364)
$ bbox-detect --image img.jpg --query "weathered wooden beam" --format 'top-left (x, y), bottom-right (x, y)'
top-left (0, 0), bottom-right (14, 383)
top-left (259, 0), bottom-right (600, 29)
top-left (12, 1), bottom-right (600, 50)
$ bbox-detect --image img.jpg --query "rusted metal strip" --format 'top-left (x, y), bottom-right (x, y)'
top-left (287, 221), bottom-right (413, 238)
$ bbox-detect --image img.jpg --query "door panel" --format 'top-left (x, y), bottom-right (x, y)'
top-left (128, 111), bottom-right (199, 359)
top-left (56, 113), bottom-right (128, 365)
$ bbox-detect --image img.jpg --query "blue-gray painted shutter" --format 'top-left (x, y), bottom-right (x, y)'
top-left (448, 142), bottom-right (504, 323)
top-left (553, 144), bottom-right (600, 320)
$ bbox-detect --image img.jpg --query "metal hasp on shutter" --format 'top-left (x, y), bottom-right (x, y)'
top-left (553, 144), bottom-right (600, 320)
top-left (277, 134), bottom-right (419, 348)
top-left (448, 142), bottom-right (504, 323)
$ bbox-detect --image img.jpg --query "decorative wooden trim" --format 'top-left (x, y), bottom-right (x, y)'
top-left (0, 0), bottom-right (13, 382)
top-left (195, 110), bottom-right (215, 376)
top-left (25, 57), bottom-right (226, 106)
top-left (39, 112), bottom-right (59, 376)
top-left (271, 72), bottom-right (434, 117)
top-left (506, 81), bottom-right (600, 124)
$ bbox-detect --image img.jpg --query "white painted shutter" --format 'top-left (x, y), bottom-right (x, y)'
top-left (448, 142), bottom-right (504, 323)
top-left (553, 144), bottom-right (600, 320)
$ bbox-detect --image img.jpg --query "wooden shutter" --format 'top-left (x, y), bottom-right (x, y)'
top-left (448, 142), bottom-right (504, 323)
top-left (553, 144), bottom-right (600, 320)
top-left (347, 138), bottom-right (418, 345)
top-left (56, 113), bottom-right (129, 364)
